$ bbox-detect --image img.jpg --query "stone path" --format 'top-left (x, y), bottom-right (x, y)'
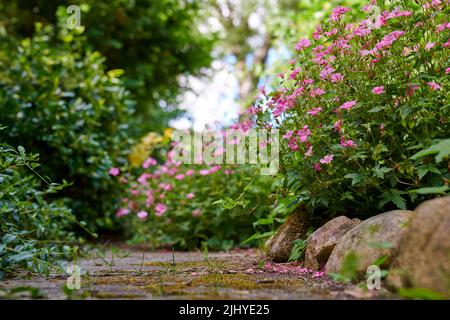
top-left (0, 247), bottom-right (396, 300)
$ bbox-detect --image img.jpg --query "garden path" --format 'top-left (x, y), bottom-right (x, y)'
top-left (0, 247), bottom-right (395, 299)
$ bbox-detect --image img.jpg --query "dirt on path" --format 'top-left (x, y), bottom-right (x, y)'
top-left (0, 247), bottom-right (396, 300)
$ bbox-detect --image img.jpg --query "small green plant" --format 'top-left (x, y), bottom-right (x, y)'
top-left (288, 228), bottom-right (314, 262)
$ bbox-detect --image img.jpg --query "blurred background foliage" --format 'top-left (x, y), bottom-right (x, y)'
top-left (0, 0), bottom-right (215, 134)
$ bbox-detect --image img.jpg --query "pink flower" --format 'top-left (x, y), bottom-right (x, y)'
top-left (425, 42), bottom-right (436, 51)
top-left (159, 183), bottom-right (173, 191)
top-left (186, 169), bottom-right (194, 176)
top-left (330, 73), bottom-right (344, 83)
top-left (313, 163), bottom-right (322, 171)
top-left (330, 6), bottom-right (351, 22)
top-left (333, 120), bottom-right (343, 132)
top-left (175, 174), bottom-right (185, 181)
top-left (310, 87), bottom-right (326, 97)
top-left (406, 84), bottom-right (420, 97)
top-left (192, 209), bottom-right (201, 218)
top-left (289, 67), bottom-right (301, 79)
top-left (137, 211), bottom-right (148, 220)
top-left (427, 82), bottom-right (441, 91)
top-left (155, 203), bottom-right (167, 216)
top-left (307, 107), bottom-right (323, 116)
top-left (446, 68), bottom-right (450, 75)
top-left (340, 139), bottom-right (357, 148)
top-left (146, 191), bottom-right (154, 207)
top-left (372, 86), bottom-right (385, 95)
top-left (137, 173), bottom-right (150, 185)
top-left (305, 145), bottom-right (313, 157)
top-left (282, 130), bottom-right (294, 140)
top-left (295, 38), bottom-right (311, 51)
top-left (320, 154), bottom-right (334, 164)
top-left (312, 271), bottom-right (325, 278)
top-left (116, 208), bottom-right (130, 218)
top-left (109, 167), bottom-right (120, 176)
top-left (297, 125), bottom-right (311, 142)
top-left (142, 157), bottom-right (157, 169)
top-left (186, 193), bottom-right (195, 199)
top-left (339, 100), bottom-right (357, 110)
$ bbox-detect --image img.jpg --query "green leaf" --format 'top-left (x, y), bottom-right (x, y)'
top-left (413, 185), bottom-right (449, 195)
top-left (410, 139), bottom-right (450, 163)
top-left (379, 190), bottom-right (407, 210)
top-left (344, 173), bottom-right (364, 186)
top-left (398, 287), bottom-right (445, 300)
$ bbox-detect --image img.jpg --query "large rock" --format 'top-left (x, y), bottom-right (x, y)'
top-left (266, 211), bottom-right (309, 262)
top-left (388, 197), bottom-right (450, 297)
top-left (305, 216), bottom-right (361, 270)
top-left (325, 210), bottom-right (413, 277)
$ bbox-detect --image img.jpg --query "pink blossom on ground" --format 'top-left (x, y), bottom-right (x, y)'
top-left (224, 169), bottom-right (234, 175)
top-left (137, 211), bottom-right (148, 220)
top-left (155, 203), bottom-right (167, 216)
top-left (339, 100), bottom-right (357, 110)
top-left (186, 169), bottom-right (194, 176)
top-left (320, 154), bottom-right (334, 164)
top-left (109, 167), bottom-right (120, 176)
top-left (282, 131), bottom-right (293, 140)
top-left (192, 209), bottom-right (201, 218)
top-left (427, 82), bottom-right (441, 91)
top-left (186, 193), bottom-right (195, 199)
top-left (372, 86), bottom-right (385, 95)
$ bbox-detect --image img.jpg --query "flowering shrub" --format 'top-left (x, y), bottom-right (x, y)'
top-left (112, 130), bottom-right (276, 250)
top-left (252, 0), bottom-right (450, 217)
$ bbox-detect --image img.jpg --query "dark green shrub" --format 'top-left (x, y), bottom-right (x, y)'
top-left (0, 139), bottom-right (77, 277)
top-left (0, 24), bottom-right (135, 229)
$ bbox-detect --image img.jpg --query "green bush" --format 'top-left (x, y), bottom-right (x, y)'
top-left (0, 139), bottom-right (77, 277)
top-left (0, 24), bottom-right (135, 229)
top-left (0, 0), bottom-right (215, 133)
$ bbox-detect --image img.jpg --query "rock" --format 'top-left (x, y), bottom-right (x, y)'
top-left (388, 197), bottom-right (450, 297)
top-left (266, 210), bottom-right (309, 262)
top-left (305, 216), bottom-right (361, 270)
top-left (325, 210), bottom-right (413, 277)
